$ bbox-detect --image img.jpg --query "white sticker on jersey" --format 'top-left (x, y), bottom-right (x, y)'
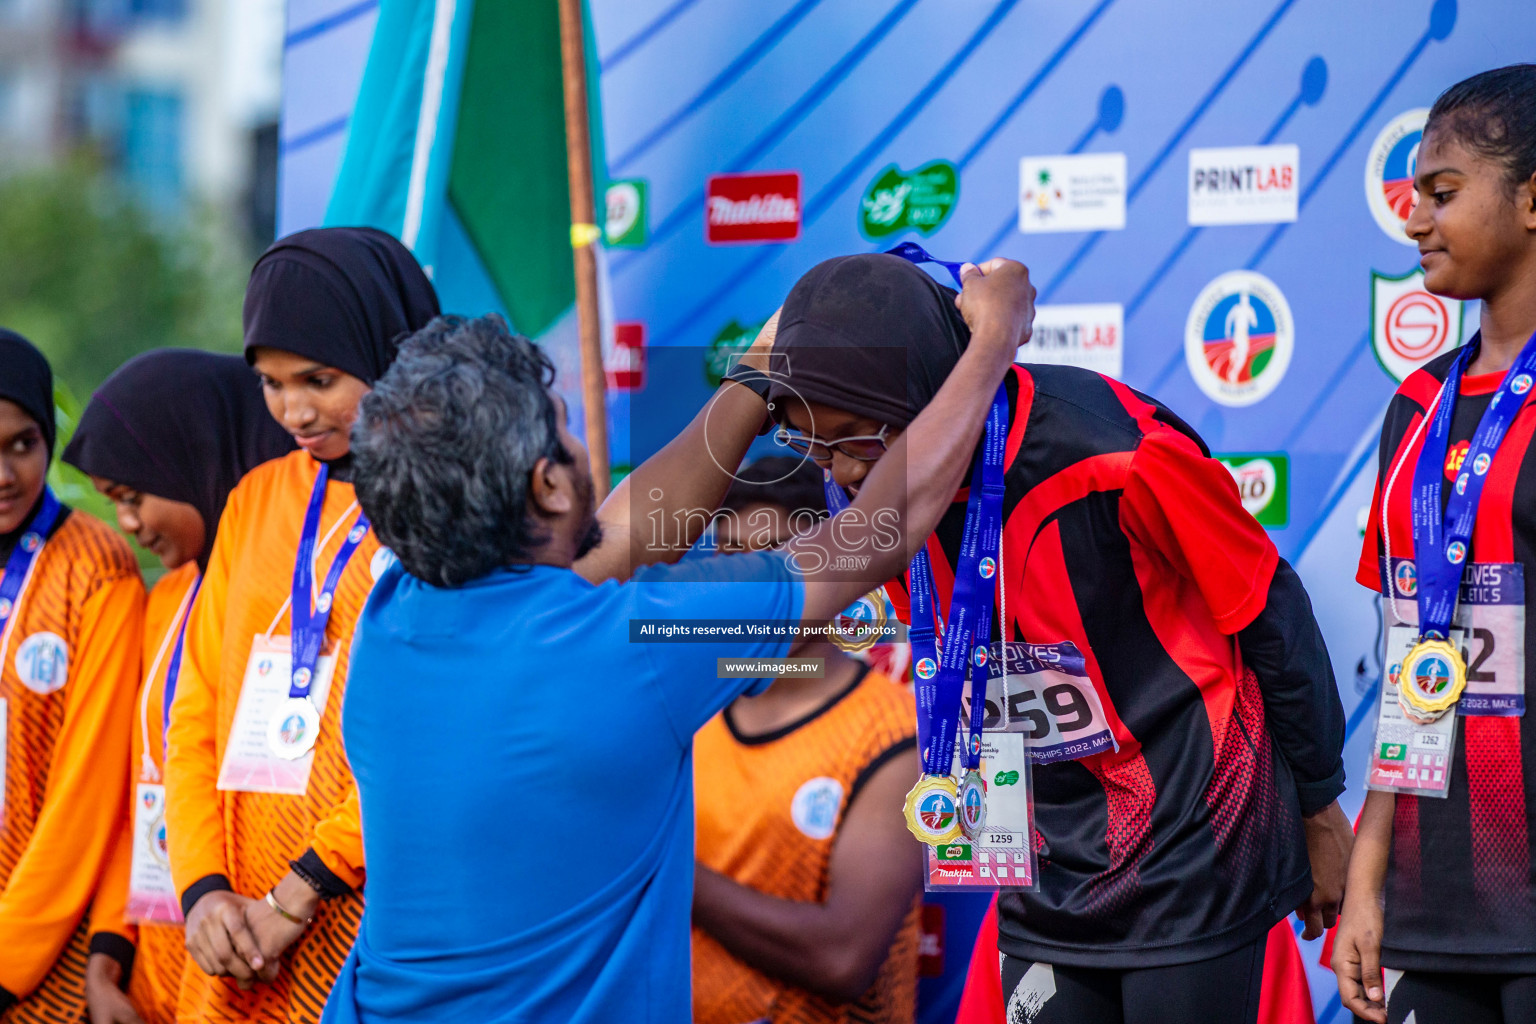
top-left (789, 776), bottom-right (843, 840)
top-left (15, 631), bottom-right (68, 694)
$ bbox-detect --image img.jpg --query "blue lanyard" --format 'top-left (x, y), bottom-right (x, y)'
top-left (883, 242), bottom-right (966, 288)
top-left (0, 488), bottom-right (62, 634)
top-left (1412, 330), bottom-right (1536, 638)
top-left (822, 387), bottom-right (1008, 776)
top-left (289, 465), bottom-right (370, 699)
top-left (160, 573), bottom-right (202, 754)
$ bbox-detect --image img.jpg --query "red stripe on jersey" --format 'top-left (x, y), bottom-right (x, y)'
top-left (1004, 365), bottom-right (1036, 472)
top-left (1083, 754), bottom-right (1158, 918)
top-left (1393, 795), bottom-right (1422, 897)
top-left (1464, 717), bottom-right (1532, 919)
top-left (1004, 452), bottom-right (1136, 563)
top-left (1013, 520), bottom-right (1138, 761)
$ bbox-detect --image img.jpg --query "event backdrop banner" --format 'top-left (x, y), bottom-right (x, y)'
top-left (278, 1), bottom-right (1536, 1019)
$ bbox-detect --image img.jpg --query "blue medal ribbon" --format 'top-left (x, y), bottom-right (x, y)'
top-left (1411, 330), bottom-right (1536, 639)
top-left (883, 242), bottom-right (966, 288)
top-left (161, 573), bottom-right (202, 756)
top-left (289, 465), bottom-right (370, 700)
top-left (822, 389), bottom-right (1008, 777)
top-left (0, 488), bottom-right (63, 635)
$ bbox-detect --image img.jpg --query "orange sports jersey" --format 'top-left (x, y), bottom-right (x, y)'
top-left (164, 452), bottom-right (379, 1023)
top-left (89, 561), bottom-right (199, 1024)
top-left (692, 665), bottom-right (920, 1024)
top-left (0, 507), bottom-right (144, 1022)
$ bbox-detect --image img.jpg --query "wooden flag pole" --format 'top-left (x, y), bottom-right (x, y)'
top-left (557, 0), bottom-right (611, 501)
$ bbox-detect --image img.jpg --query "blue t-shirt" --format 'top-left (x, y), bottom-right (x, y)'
top-left (322, 551), bottom-right (803, 1024)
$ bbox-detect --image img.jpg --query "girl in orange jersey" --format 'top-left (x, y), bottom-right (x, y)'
top-left (161, 227), bottom-right (438, 1023)
top-left (63, 350), bottom-right (295, 1024)
top-left (0, 330), bottom-right (145, 1022)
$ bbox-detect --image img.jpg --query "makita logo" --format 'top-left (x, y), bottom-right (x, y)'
top-left (705, 172), bottom-right (802, 243)
top-left (708, 194), bottom-right (798, 225)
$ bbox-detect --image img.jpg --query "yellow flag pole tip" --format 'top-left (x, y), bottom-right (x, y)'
top-left (570, 223), bottom-right (602, 248)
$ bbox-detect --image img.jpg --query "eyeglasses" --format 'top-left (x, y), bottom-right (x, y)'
top-left (773, 424), bottom-right (891, 462)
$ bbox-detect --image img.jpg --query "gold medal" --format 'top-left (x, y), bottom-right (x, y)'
top-left (903, 774), bottom-right (963, 846)
top-left (830, 588), bottom-right (890, 653)
top-left (1397, 637), bottom-right (1467, 717)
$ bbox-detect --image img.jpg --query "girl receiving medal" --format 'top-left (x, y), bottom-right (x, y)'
top-left (1336, 65), bottom-right (1536, 1024)
top-left (161, 228), bottom-right (438, 1024)
top-left (65, 350), bottom-right (294, 1024)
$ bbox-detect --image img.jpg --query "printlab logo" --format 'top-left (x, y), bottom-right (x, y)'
top-left (1216, 453), bottom-right (1290, 528)
top-left (1371, 267), bottom-right (1463, 383)
top-left (705, 171), bottom-right (801, 244)
top-left (605, 322), bottom-right (646, 392)
top-left (1185, 271), bottom-right (1294, 407)
top-left (1365, 109), bottom-right (1429, 244)
top-left (858, 160), bottom-right (959, 240)
top-left (1187, 145), bottom-right (1299, 226)
top-left (703, 318), bottom-right (767, 387)
top-left (1022, 303), bottom-right (1123, 378)
top-left (1018, 153), bottom-right (1126, 234)
top-left (605, 179), bottom-right (648, 248)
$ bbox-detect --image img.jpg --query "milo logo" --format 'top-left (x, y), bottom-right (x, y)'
top-left (704, 318), bottom-right (767, 387)
top-left (1217, 452), bottom-right (1289, 528)
top-left (859, 160), bottom-right (959, 240)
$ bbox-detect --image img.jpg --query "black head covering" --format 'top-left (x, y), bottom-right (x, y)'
top-left (766, 254), bottom-right (971, 429)
top-left (722, 456), bottom-right (827, 517)
top-left (242, 226), bottom-right (440, 384)
top-left (62, 350), bottom-right (297, 569)
top-left (0, 329), bottom-right (56, 456)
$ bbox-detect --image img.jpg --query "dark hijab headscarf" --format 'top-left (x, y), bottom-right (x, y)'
top-left (766, 254), bottom-right (971, 429)
top-left (0, 329), bottom-right (56, 457)
top-left (63, 350), bottom-right (297, 570)
top-left (242, 226), bottom-right (440, 385)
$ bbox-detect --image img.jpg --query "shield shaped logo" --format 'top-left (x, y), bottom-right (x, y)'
top-left (1371, 268), bottom-right (1463, 383)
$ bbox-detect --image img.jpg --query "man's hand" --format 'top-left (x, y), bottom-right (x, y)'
top-left (1331, 887), bottom-right (1387, 1022)
top-left (85, 953), bottom-right (144, 1024)
top-left (183, 890), bottom-right (267, 988)
top-left (954, 258), bottom-right (1036, 358)
top-left (1296, 800), bottom-right (1353, 939)
top-left (242, 872), bottom-right (320, 982)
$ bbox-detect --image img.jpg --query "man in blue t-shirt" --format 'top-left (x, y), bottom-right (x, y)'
top-left (321, 258), bottom-right (1035, 1024)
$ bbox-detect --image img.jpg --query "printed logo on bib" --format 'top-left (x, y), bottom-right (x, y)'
top-left (15, 631), bottom-right (68, 694)
top-left (790, 776), bottom-right (844, 840)
top-left (979, 640), bottom-right (1117, 763)
top-left (128, 783), bottom-right (182, 922)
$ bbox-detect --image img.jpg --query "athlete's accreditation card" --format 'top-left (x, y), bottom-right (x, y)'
top-left (128, 783), bottom-right (182, 922)
top-left (924, 729), bottom-right (1036, 892)
top-left (217, 635), bottom-right (336, 795)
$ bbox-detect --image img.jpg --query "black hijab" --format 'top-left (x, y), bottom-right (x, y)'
top-left (62, 350), bottom-right (297, 570)
top-left (766, 254), bottom-right (971, 429)
top-left (242, 226), bottom-right (440, 385)
top-left (0, 329), bottom-right (56, 457)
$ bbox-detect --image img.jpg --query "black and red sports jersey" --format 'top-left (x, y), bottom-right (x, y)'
top-left (888, 364), bottom-right (1344, 968)
top-left (1358, 342), bottom-right (1536, 972)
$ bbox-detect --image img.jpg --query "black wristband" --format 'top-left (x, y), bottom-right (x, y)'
top-left (89, 932), bottom-right (137, 987)
top-left (290, 848), bottom-right (353, 900)
top-left (180, 873), bottom-right (234, 919)
top-left (722, 364), bottom-right (775, 435)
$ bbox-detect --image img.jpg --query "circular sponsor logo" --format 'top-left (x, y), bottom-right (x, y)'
top-left (348, 525), bottom-right (367, 544)
top-left (20, 532), bottom-right (41, 553)
top-left (1388, 660), bottom-right (1403, 689)
top-left (1446, 540), bottom-right (1467, 564)
top-left (790, 776), bottom-right (844, 840)
top-left (1384, 289), bottom-right (1452, 362)
top-left (1364, 109), bottom-right (1429, 244)
top-left (918, 791), bottom-right (957, 833)
top-left (1415, 655), bottom-right (1452, 696)
top-left (969, 733), bottom-right (982, 757)
top-left (292, 666), bottom-right (313, 689)
top-left (1473, 452), bottom-right (1492, 476)
top-left (1456, 473), bottom-right (1469, 495)
top-left (978, 557), bottom-right (996, 579)
top-left (915, 657), bottom-right (937, 680)
top-left (315, 591), bottom-right (333, 614)
top-left (1394, 560), bottom-right (1418, 597)
top-left (279, 713), bottom-right (308, 746)
top-left (1185, 271), bottom-right (1294, 407)
top-left (16, 631), bottom-right (68, 694)
top-left (972, 645), bottom-right (988, 668)
top-left (0, 598), bottom-right (11, 619)
top-left (1514, 374), bottom-right (1533, 396)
